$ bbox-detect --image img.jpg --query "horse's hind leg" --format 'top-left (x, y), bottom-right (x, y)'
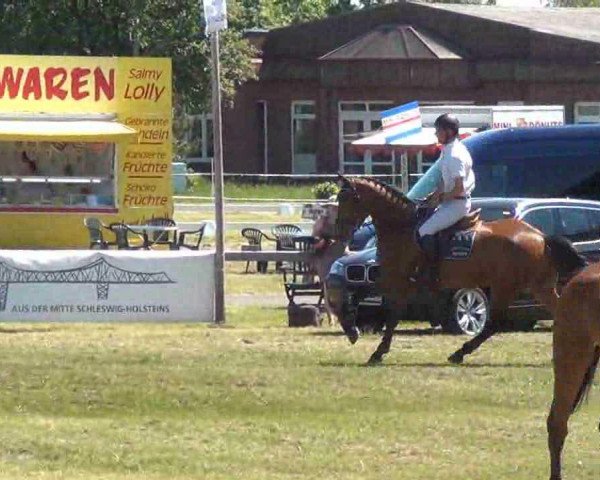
top-left (547, 332), bottom-right (595, 480)
top-left (321, 284), bottom-right (336, 326)
top-left (448, 315), bottom-right (498, 364)
top-left (547, 398), bottom-right (569, 480)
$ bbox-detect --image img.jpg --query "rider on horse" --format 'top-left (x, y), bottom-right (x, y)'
top-left (412, 113), bottom-right (476, 286)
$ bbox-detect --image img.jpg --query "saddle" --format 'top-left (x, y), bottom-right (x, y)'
top-left (417, 207), bottom-right (482, 261)
top-left (443, 208), bottom-right (481, 235)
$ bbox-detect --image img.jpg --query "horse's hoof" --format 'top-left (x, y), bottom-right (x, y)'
top-left (448, 352), bottom-right (464, 364)
top-left (346, 326), bottom-right (360, 345)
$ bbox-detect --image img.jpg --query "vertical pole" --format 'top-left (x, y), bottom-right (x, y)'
top-left (392, 150), bottom-right (396, 186)
top-left (263, 101), bottom-right (268, 174)
top-left (210, 31), bottom-right (226, 324)
top-left (400, 151), bottom-right (409, 193)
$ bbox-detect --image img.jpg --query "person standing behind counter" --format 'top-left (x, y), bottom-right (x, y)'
top-left (16, 151), bottom-right (54, 205)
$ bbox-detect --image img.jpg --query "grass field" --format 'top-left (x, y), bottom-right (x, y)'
top-left (225, 265), bottom-right (282, 294)
top-left (184, 177), bottom-right (319, 200)
top-left (0, 310), bottom-right (598, 480)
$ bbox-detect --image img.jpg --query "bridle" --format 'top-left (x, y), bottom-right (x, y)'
top-left (335, 184), bottom-right (363, 239)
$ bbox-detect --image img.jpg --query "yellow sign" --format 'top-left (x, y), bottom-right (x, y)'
top-left (0, 55), bottom-right (173, 248)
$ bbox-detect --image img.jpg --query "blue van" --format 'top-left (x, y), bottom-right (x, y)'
top-left (408, 124), bottom-right (600, 201)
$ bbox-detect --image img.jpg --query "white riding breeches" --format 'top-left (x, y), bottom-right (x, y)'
top-left (418, 199), bottom-right (471, 237)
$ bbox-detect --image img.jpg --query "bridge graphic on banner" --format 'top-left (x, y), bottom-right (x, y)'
top-left (0, 256), bottom-right (175, 311)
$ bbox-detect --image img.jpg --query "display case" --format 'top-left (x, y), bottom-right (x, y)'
top-left (0, 141), bottom-right (116, 211)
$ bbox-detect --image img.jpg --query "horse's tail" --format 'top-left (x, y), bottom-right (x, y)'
top-left (544, 235), bottom-right (588, 278)
top-left (572, 346), bottom-right (600, 413)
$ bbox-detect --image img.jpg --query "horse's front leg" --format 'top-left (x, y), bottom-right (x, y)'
top-left (448, 316), bottom-right (498, 364)
top-left (448, 289), bottom-right (513, 364)
top-left (367, 300), bottom-right (400, 365)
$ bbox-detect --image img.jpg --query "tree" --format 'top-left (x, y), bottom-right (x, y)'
top-left (237, 0), bottom-right (356, 29)
top-left (398, 0), bottom-right (491, 4)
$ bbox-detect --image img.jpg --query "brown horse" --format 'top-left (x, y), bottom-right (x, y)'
top-left (547, 262), bottom-right (600, 480)
top-left (335, 176), bottom-right (586, 364)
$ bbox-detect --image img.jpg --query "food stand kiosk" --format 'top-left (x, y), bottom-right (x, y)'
top-left (0, 55), bottom-right (172, 248)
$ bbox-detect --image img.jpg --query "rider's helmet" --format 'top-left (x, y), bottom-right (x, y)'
top-left (434, 113), bottom-right (460, 135)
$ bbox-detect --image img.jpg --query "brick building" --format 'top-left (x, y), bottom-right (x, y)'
top-left (187, 1), bottom-right (600, 177)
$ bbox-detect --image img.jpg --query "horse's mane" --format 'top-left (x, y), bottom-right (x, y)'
top-left (351, 176), bottom-right (414, 211)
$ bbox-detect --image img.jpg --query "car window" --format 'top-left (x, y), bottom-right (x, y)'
top-left (558, 208), bottom-right (592, 242)
top-left (522, 208), bottom-right (556, 235)
top-left (479, 206), bottom-right (514, 221)
top-left (585, 209), bottom-right (600, 239)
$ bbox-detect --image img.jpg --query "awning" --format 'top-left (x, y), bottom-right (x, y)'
top-left (0, 120), bottom-right (138, 143)
top-left (352, 128), bottom-right (437, 151)
top-left (351, 127), bottom-right (477, 153)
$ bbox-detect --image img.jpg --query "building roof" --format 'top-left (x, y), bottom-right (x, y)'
top-left (425, 3), bottom-right (600, 44)
top-left (319, 24), bottom-right (462, 61)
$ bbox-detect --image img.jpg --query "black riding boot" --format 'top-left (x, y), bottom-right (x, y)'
top-left (410, 234), bottom-right (440, 288)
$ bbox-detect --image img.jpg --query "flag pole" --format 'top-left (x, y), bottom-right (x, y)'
top-left (210, 30), bottom-right (226, 324)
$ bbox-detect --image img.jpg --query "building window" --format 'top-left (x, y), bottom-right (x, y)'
top-left (338, 101), bottom-right (394, 177)
top-left (291, 101), bottom-right (317, 174)
top-left (574, 102), bottom-right (600, 124)
top-left (184, 113), bottom-right (213, 169)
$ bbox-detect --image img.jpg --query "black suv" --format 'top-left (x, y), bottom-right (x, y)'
top-left (326, 197), bottom-right (600, 335)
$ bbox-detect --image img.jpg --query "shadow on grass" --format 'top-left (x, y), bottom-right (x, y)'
top-left (319, 360), bottom-right (548, 369)
top-left (0, 327), bottom-right (58, 334)
top-left (311, 326), bottom-right (440, 337)
top-left (309, 331), bottom-right (346, 337)
top-left (312, 325), bottom-right (553, 337)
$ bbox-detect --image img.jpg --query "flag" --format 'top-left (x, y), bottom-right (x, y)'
top-left (381, 101), bottom-right (423, 143)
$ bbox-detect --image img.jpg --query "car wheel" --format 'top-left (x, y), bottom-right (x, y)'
top-left (441, 288), bottom-right (489, 336)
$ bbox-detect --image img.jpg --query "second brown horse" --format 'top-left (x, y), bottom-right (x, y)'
top-left (335, 176), bottom-right (586, 364)
top-left (547, 262), bottom-right (599, 480)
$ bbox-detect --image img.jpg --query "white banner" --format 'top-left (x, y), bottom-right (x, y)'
top-left (492, 106), bottom-right (564, 129)
top-left (204, 0), bottom-right (228, 35)
top-left (0, 250), bottom-right (214, 322)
